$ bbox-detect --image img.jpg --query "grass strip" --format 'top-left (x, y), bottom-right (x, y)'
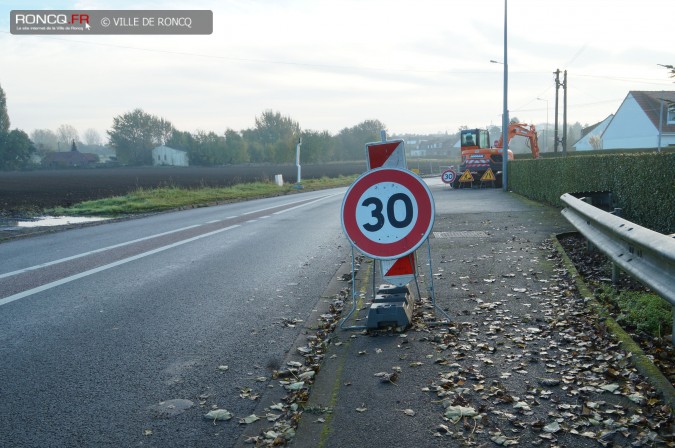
top-left (47, 176), bottom-right (358, 217)
top-left (553, 233), bottom-right (675, 410)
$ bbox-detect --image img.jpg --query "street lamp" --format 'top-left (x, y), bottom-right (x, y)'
top-left (500, 0), bottom-right (508, 191)
top-left (537, 97), bottom-right (549, 152)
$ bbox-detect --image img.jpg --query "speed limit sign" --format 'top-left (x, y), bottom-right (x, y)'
top-left (341, 168), bottom-right (435, 260)
top-left (441, 169), bottom-right (456, 184)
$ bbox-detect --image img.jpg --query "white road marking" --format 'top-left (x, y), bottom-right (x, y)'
top-left (0, 194), bottom-right (335, 280)
top-left (0, 192), bottom-right (341, 306)
top-left (0, 225), bottom-right (240, 307)
top-left (0, 225), bottom-right (201, 280)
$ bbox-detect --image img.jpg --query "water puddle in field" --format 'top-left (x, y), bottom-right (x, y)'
top-left (0, 216), bottom-right (109, 229)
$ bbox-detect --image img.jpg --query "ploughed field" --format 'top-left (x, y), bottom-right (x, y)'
top-left (0, 163), bottom-right (367, 213)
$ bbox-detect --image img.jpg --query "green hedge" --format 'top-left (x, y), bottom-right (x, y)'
top-left (508, 152), bottom-right (675, 234)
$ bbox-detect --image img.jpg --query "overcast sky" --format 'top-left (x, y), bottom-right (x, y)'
top-left (1, 0), bottom-right (673, 141)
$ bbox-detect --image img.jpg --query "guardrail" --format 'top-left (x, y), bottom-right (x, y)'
top-left (560, 193), bottom-right (675, 345)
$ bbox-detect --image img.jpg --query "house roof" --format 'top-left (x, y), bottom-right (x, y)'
top-left (580, 114), bottom-right (613, 138)
top-left (629, 90), bottom-right (675, 133)
top-left (42, 151), bottom-right (98, 164)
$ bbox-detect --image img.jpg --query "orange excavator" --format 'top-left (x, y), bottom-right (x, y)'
top-left (494, 122), bottom-right (540, 159)
top-left (454, 122), bottom-right (539, 188)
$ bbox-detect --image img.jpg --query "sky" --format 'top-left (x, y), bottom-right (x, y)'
top-left (0, 0), bottom-right (673, 142)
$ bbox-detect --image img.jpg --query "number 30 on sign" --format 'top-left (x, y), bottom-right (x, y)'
top-left (341, 168), bottom-right (435, 260)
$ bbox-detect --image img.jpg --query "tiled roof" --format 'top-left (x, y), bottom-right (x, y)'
top-left (629, 91), bottom-right (675, 132)
top-left (42, 151), bottom-right (98, 165)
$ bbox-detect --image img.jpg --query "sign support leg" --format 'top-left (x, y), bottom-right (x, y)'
top-left (339, 247), bottom-right (367, 330)
top-left (424, 237), bottom-right (451, 323)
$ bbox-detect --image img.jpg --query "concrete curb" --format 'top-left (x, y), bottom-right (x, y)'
top-left (553, 232), bottom-right (675, 411)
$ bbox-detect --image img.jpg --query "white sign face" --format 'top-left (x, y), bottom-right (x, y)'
top-left (341, 168), bottom-right (435, 260)
top-left (355, 182), bottom-right (418, 244)
top-left (441, 169), bottom-right (456, 184)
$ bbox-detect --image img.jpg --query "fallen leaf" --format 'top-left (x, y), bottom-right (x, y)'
top-left (543, 421), bottom-right (561, 433)
top-left (205, 409), bottom-right (233, 421)
top-left (239, 414), bottom-right (260, 425)
top-left (444, 406), bottom-right (478, 423)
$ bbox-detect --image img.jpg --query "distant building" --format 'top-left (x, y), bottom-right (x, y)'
top-left (42, 150), bottom-right (99, 168)
top-left (597, 91), bottom-right (675, 149)
top-left (152, 145), bottom-right (189, 166)
top-left (572, 115), bottom-right (613, 151)
top-left (417, 138), bottom-right (457, 158)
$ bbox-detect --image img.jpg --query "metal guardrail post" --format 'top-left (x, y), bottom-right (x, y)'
top-left (560, 193), bottom-right (675, 345)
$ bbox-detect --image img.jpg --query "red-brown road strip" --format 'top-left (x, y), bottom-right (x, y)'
top-left (0, 194), bottom-right (335, 306)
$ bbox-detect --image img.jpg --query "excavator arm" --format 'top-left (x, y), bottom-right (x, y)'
top-left (495, 123), bottom-right (540, 159)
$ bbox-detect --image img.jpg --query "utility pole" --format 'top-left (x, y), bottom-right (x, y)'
top-left (562, 70), bottom-right (568, 155)
top-left (553, 69), bottom-right (560, 153)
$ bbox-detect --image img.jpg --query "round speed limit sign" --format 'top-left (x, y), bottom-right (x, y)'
top-left (441, 169), bottom-right (456, 184)
top-left (341, 168), bottom-right (435, 260)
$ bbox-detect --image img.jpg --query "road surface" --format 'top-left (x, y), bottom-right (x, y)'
top-left (0, 188), bottom-right (350, 447)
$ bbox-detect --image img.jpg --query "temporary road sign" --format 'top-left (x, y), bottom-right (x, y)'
top-left (341, 168), bottom-right (435, 260)
top-left (441, 169), bottom-right (457, 184)
top-left (480, 168), bottom-right (496, 182)
top-left (366, 140), bottom-right (406, 170)
top-left (458, 170), bottom-right (474, 183)
top-left (381, 252), bottom-right (416, 286)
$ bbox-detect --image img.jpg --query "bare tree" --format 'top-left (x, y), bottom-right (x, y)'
top-left (83, 128), bottom-right (102, 146)
top-left (30, 129), bottom-right (58, 153)
top-left (56, 124), bottom-right (79, 149)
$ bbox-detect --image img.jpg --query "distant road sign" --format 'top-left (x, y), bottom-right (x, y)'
top-left (341, 168), bottom-right (435, 260)
top-left (441, 169), bottom-right (457, 184)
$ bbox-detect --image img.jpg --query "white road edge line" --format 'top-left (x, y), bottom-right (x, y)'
top-left (273, 193), bottom-right (341, 215)
top-left (0, 225), bottom-right (241, 307)
top-left (0, 224), bottom-right (201, 280)
top-left (0, 193), bottom-right (337, 280)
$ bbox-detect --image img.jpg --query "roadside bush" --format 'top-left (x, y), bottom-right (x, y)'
top-left (508, 152), bottom-right (675, 234)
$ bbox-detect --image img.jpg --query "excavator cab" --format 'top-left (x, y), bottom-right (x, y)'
top-left (460, 129), bottom-right (490, 149)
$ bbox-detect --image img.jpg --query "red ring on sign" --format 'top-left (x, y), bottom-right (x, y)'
top-left (441, 169), bottom-right (456, 184)
top-left (341, 168), bottom-right (434, 260)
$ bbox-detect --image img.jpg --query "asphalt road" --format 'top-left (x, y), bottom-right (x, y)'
top-left (0, 189), bottom-right (351, 447)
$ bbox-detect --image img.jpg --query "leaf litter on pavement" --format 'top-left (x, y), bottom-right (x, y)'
top-left (418, 239), bottom-right (673, 447)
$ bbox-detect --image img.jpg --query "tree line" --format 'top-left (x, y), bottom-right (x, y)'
top-left (108, 108), bottom-right (386, 166)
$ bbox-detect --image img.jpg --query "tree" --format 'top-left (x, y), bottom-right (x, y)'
top-left (57, 124), bottom-right (79, 149)
top-left (243, 110), bottom-right (300, 163)
top-left (300, 129), bottom-right (334, 163)
top-left (0, 129), bottom-right (35, 170)
top-left (83, 128), bottom-right (102, 146)
top-left (334, 119), bottom-right (386, 161)
top-left (107, 109), bottom-right (174, 165)
top-left (658, 64), bottom-right (674, 81)
top-left (30, 129), bottom-right (58, 154)
top-left (224, 129), bottom-right (247, 164)
top-left (0, 83), bottom-right (9, 134)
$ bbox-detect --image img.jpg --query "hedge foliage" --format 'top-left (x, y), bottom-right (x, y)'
top-left (508, 152), bottom-right (675, 234)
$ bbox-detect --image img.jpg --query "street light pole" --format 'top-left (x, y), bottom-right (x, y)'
top-left (537, 97), bottom-right (549, 152)
top-left (501, 0), bottom-right (509, 191)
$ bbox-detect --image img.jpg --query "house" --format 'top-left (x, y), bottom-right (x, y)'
top-left (418, 138), bottom-right (457, 158)
top-left (42, 150), bottom-right (99, 168)
top-left (573, 115), bottom-right (613, 151)
top-left (152, 145), bottom-right (189, 166)
top-left (598, 91), bottom-right (675, 150)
